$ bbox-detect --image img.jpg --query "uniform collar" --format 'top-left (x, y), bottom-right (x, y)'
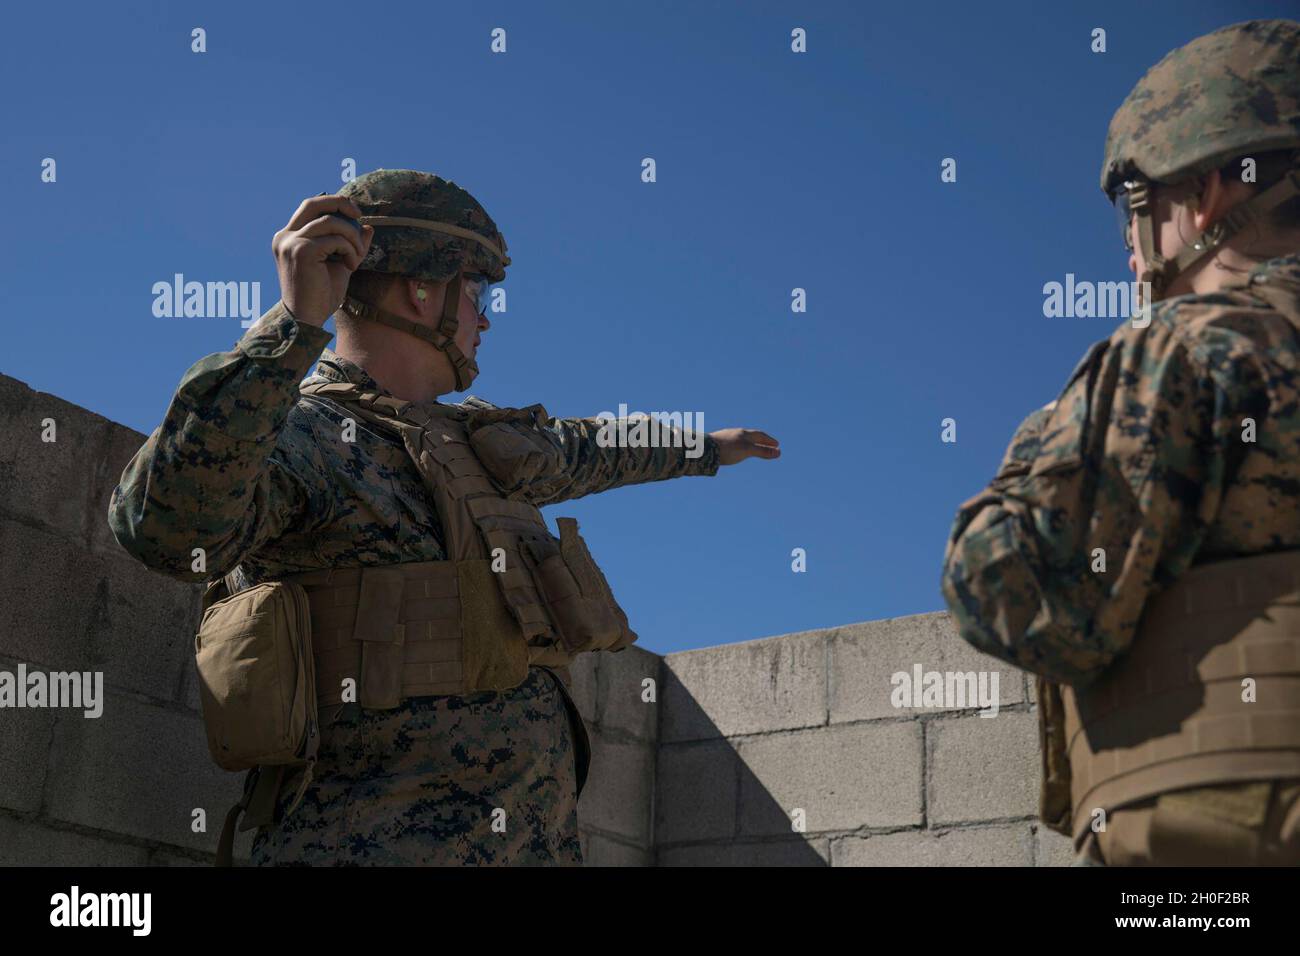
top-left (305, 348), bottom-right (389, 396)
top-left (1244, 252), bottom-right (1300, 287)
top-left (1216, 252), bottom-right (1300, 292)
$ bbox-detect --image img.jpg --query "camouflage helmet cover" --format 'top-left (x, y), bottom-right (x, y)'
top-left (338, 169), bottom-right (510, 283)
top-left (1100, 19), bottom-right (1300, 197)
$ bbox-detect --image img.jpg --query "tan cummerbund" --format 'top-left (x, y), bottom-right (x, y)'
top-left (286, 560), bottom-right (573, 709)
top-left (1064, 548), bottom-right (1300, 846)
top-left (290, 561), bottom-right (466, 707)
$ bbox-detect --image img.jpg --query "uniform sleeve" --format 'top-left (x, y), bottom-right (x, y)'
top-left (107, 301), bottom-right (336, 582)
top-left (940, 318), bottom-right (1263, 687)
top-left (993, 402), bottom-right (1057, 480)
top-left (526, 415), bottom-right (721, 508)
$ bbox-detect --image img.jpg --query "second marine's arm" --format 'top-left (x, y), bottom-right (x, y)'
top-left (940, 315), bottom-right (1263, 687)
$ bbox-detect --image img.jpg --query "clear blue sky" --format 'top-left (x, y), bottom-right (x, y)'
top-left (4, 1), bottom-right (1294, 655)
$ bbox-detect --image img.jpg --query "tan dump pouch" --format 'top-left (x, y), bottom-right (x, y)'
top-left (194, 580), bottom-right (319, 772)
top-left (196, 578), bottom-right (321, 867)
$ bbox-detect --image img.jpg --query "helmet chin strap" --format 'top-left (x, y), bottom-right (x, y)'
top-left (340, 272), bottom-right (478, 391)
top-left (1130, 159), bottom-right (1300, 306)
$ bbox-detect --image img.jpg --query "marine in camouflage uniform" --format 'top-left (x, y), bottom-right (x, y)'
top-left (941, 20), bottom-right (1300, 865)
top-left (108, 170), bottom-right (727, 865)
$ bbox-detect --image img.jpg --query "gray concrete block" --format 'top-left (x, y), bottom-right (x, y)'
top-left (596, 645), bottom-right (660, 742)
top-left (0, 815), bottom-right (149, 865)
top-left (659, 838), bottom-right (830, 866)
top-left (584, 833), bottom-right (652, 866)
top-left (0, 704), bottom-right (56, 813)
top-left (181, 658), bottom-right (202, 713)
top-left (0, 375), bottom-right (102, 544)
top-left (145, 848), bottom-right (211, 866)
top-left (567, 654), bottom-right (597, 727)
top-left (738, 721), bottom-right (923, 836)
top-left (0, 519), bottom-right (198, 704)
top-left (832, 825), bottom-right (1033, 866)
top-left (43, 692), bottom-right (249, 855)
top-left (661, 629), bottom-right (827, 743)
top-left (577, 729), bottom-right (653, 845)
top-left (829, 611), bottom-right (1023, 723)
top-left (928, 711), bottom-right (1040, 825)
top-left (655, 740), bottom-right (738, 844)
top-left (1034, 824), bottom-right (1077, 867)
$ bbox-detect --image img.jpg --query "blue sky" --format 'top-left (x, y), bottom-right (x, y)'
top-left (4, 1), bottom-right (1295, 655)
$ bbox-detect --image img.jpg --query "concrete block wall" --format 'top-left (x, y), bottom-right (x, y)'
top-left (655, 613), bottom-right (1075, 866)
top-left (0, 373), bottom-right (246, 865)
top-left (0, 372), bottom-right (1067, 866)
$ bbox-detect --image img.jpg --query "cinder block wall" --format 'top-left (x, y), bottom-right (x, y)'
top-left (0, 373), bottom-right (243, 864)
top-left (0, 372), bottom-right (1069, 866)
top-left (656, 613), bottom-right (1074, 866)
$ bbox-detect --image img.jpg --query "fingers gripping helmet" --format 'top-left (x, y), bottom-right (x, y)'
top-left (1100, 19), bottom-right (1300, 301)
top-left (338, 169), bottom-right (511, 390)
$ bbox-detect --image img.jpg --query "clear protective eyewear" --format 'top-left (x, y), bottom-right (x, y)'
top-left (1111, 181), bottom-right (1140, 252)
top-left (461, 273), bottom-right (495, 317)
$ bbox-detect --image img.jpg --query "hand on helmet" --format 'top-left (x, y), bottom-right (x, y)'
top-left (273, 195), bottom-right (374, 327)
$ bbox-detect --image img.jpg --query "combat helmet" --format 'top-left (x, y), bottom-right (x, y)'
top-left (1100, 19), bottom-right (1300, 300)
top-left (338, 169), bottom-right (511, 390)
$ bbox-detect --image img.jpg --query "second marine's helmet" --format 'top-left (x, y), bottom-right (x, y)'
top-left (1100, 19), bottom-right (1300, 300)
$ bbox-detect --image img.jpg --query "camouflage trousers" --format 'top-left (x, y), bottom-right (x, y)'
top-left (1075, 779), bottom-right (1300, 866)
top-left (249, 667), bottom-right (583, 866)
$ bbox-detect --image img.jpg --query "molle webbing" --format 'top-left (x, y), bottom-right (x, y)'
top-left (301, 383), bottom-right (560, 643)
top-left (294, 380), bottom-right (625, 702)
top-left (290, 562), bottom-right (466, 707)
top-left (1063, 548), bottom-right (1300, 846)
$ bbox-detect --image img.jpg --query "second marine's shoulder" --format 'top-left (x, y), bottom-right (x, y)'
top-left (1109, 283), bottom-right (1300, 373)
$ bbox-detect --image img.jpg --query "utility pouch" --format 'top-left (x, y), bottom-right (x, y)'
top-left (466, 404), bottom-right (564, 498)
top-left (352, 567), bottom-right (406, 710)
top-left (194, 580), bottom-right (320, 783)
top-left (524, 517), bottom-right (637, 654)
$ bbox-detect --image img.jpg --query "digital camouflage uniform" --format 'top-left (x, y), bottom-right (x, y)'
top-left (108, 172), bottom-right (720, 865)
top-left (941, 19), bottom-right (1300, 866)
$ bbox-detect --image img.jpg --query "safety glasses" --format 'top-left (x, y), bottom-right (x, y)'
top-left (461, 273), bottom-right (495, 316)
top-left (1112, 181), bottom-right (1139, 252)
